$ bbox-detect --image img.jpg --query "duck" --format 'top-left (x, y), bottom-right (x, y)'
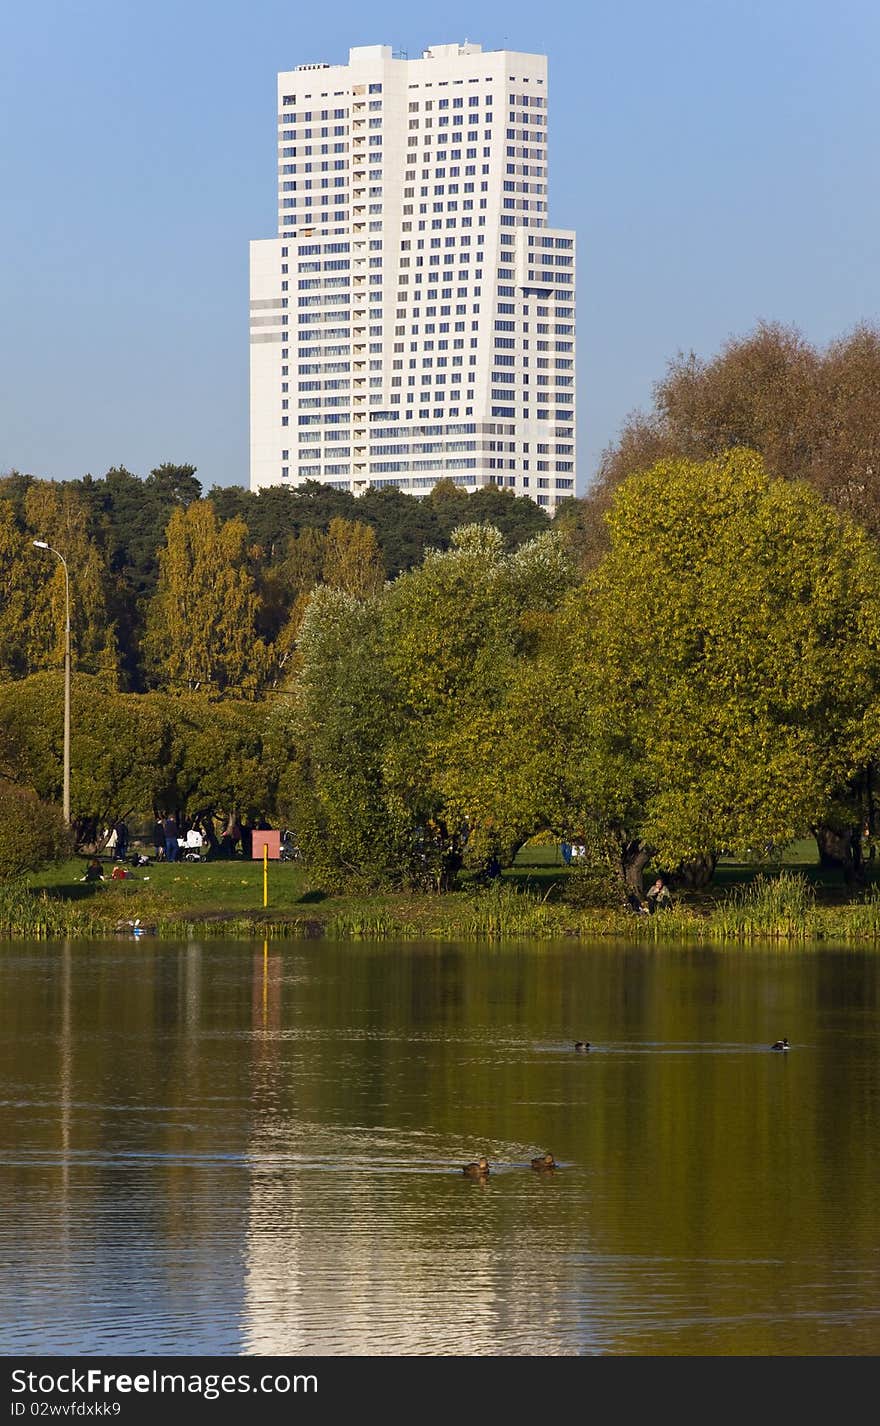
top-left (574, 1041), bottom-right (591, 1052)
top-left (530, 1151), bottom-right (557, 1171)
top-left (771, 1038), bottom-right (790, 1051)
top-left (462, 1155), bottom-right (490, 1178)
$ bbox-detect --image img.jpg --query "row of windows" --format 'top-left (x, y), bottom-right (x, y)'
top-left (289, 243), bottom-right (350, 256)
top-left (487, 439), bottom-right (572, 454)
top-left (490, 404), bottom-right (574, 418)
top-left (281, 157), bottom-right (347, 170)
top-left (401, 235), bottom-right (483, 249)
top-left (295, 447), bottom-right (352, 458)
top-left (281, 203), bottom-right (349, 217)
top-left (295, 345), bottom-right (351, 359)
top-left (283, 186), bottom-right (349, 198)
top-left (527, 236), bottom-right (574, 250)
top-left (281, 104), bottom-right (348, 117)
top-left (369, 422), bottom-right (479, 436)
top-left (297, 260), bottom-right (351, 273)
top-left (404, 182), bottom-right (486, 196)
top-left (370, 441), bottom-right (477, 455)
top-left (280, 140), bottom-right (348, 155)
top-left (297, 295), bottom-right (350, 309)
top-left (492, 354), bottom-right (573, 367)
top-left (279, 126), bottom-right (348, 140)
top-left (371, 458), bottom-right (477, 473)
top-left (402, 197), bottom-right (490, 213)
top-left (495, 319), bottom-right (575, 334)
top-left (494, 339), bottom-right (574, 353)
top-left (370, 476), bottom-right (474, 490)
top-left (490, 386), bottom-right (574, 401)
top-left (391, 373), bottom-right (469, 385)
top-left (410, 95), bottom-right (494, 111)
top-left (386, 404), bottom-right (475, 417)
top-left (297, 277), bottom-right (350, 292)
top-left (405, 76), bottom-right (543, 88)
top-left (402, 148), bottom-right (482, 162)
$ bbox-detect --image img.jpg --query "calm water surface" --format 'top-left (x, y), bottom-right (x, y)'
top-left (1, 937), bottom-right (879, 1356)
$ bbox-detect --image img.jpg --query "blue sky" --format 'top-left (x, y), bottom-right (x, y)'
top-left (1, 0), bottom-right (877, 495)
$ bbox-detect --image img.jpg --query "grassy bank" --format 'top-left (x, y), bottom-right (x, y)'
top-left (3, 851), bottom-right (880, 944)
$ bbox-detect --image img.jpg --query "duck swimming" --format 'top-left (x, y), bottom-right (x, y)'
top-left (771, 1038), bottom-right (790, 1051)
top-left (530, 1152), bottom-right (557, 1171)
top-left (574, 1041), bottom-right (591, 1052)
top-left (462, 1156), bottom-right (490, 1178)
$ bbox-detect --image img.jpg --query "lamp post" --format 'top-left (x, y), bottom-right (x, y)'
top-left (32, 541), bottom-right (70, 824)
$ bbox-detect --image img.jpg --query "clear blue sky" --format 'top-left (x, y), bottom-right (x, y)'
top-left (2, 0), bottom-right (878, 495)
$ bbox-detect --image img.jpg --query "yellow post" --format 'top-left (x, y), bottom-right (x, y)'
top-left (263, 843), bottom-right (269, 908)
top-left (262, 939), bottom-right (268, 1026)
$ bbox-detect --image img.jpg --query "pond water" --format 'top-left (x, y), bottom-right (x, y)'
top-left (1, 937), bottom-right (879, 1356)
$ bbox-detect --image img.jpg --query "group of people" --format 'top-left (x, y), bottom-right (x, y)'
top-left (152, 816), bottom-right (205, 863)
top-left (94, 814), bottom-right (281, 867)
top-left (104, 820), bottom-right (130, 861)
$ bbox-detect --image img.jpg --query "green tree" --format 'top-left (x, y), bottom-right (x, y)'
top-left (0, 781), bottom-right (69, 880)
top-left (0, 674), bottom-right (169, 849)
top-left (279, 587), bottom-right (400, 887)
top-left (282, 526), bottom-right (574, 889)
top-left (152, 694), bottom-right (278, 846)
top-left (538, 450), bottom-right (880, 889)
top-left (379, 525), bottom-right (574, 881)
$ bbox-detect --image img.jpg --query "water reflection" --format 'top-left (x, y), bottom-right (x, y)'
top-left (0, 939), bottom-right (879, 1354)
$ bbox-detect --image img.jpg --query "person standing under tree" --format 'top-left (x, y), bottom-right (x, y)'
top-left (163, 813), bottom-right (179, 863)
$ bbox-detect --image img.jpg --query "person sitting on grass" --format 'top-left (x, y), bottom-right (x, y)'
top-left (646, 876), bottom-right (673, 912)
top-left (83, 858), bottom-right (104, 882)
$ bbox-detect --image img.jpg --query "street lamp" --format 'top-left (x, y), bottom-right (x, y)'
top-left (32, 541), bottom-right (71, 824)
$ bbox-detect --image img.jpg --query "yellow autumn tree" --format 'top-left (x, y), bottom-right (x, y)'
top-left (0, 484), bottom-right (118, 681)
top-left (143, 501), bottom-right (268, 697)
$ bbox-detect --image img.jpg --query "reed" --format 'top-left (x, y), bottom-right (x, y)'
top-left (460, 883), bottom-right (565, 940)
top-left (326, 911), bottom-right (417, 939)
top-left (704, 872), bottom-right (817, 942)
top-left (154, 915), bottom-right (320, 940)
top-left (0, 880), bottom-right (103, 939)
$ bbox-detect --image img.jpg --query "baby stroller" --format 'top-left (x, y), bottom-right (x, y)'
top-left (181, 828), bottom-right (207, 862)
top-left (279, 829), bottom-right (301, 862)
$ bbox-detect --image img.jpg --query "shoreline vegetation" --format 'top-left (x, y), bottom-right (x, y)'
top-left (5, 850), bottom-right (880, 946)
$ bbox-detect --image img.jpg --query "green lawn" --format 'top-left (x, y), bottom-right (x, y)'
top-left (29, 856), bottom-right (316, 917)
top-left (20, 834), bottom-right (870, 939)
top-left (507, 835), bottom-right (869, 905)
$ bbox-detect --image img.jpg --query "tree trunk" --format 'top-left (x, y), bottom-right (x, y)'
top-left (812, 823), bottom-right (863, 883)
top-left (674, 853), bottom-right (718, 890)
top-left (196, 810), bottom-right (220, 854)
top-left (619, 840), bottom-right (654, 894)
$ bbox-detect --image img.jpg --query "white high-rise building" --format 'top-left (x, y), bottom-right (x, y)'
top-left (249, 42), bottom-right (576, 513)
